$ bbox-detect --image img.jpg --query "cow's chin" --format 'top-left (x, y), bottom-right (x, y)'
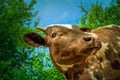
top-left (56, 46), bottom-right (101, 65)
top-left (56, 50), bottom-right (88, 65)
top-left (57, 55), bottom-right (83, 65)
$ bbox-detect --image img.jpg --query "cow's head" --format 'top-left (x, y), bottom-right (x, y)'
top-left (23, 24), bottom-right (101, 65)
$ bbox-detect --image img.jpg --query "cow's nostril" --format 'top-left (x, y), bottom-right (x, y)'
top-left (83, 37), bottom-right (92, 42)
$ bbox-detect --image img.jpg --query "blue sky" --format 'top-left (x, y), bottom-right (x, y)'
top-left (32, 0), bottom-right (111, 27)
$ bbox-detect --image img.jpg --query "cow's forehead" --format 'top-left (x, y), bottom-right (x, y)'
top-left (46, 24), bottom-right (73, 29)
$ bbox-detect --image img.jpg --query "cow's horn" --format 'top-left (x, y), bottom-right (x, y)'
top-left (37, 26), bottom-right (46, 32)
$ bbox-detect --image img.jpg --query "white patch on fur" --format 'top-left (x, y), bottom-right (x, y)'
top-left (85, 32), bottom-right (98, 38)
top-left (89, 71), bottom-right (97, 80)
top-left (113, 48), bottom-right (118, 53)
top-left (95, 69), bottom-right (99, 72)
top-left (103, 25), bottom-right (113, 28)
top-left (87, 67), bottom-right (97, 80)
top-left (103, 24), bottom-right (119, 28)
top-left (117, 37), bottom-right (120, 46)
top-left (88, 66), bottom-right (105, 80)
top-left (96, 42), bottom-right (110, 68)
top-left (47, 24), bottom-right (73, 29)
top-left (91, 66), bottom-right (95, 69)
top-left (118, 42), bottom-right (120, 46)
top-left (117, 37), bottom-right (120, 40)
top-left (56, 63), bottom-right (73, 71)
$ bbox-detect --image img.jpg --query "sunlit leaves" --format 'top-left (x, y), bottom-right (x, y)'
top-left (79, 0), bottom-right (120, 28)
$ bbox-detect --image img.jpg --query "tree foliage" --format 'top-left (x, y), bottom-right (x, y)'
top-left (11, 50), bottom-right (64, 80)
top-left (0, 0), bottom-right (37, 79)
top-left (0, 0), bottom-right (64, 80)
top-left (79, 0), bottom-right (120, 28)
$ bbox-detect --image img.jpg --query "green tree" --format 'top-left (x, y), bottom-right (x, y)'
top-left (0, 0), bottom-right (64, 80)
top-left (0, 0), bottom-right (37, 79)
top-left (79, 0), bottom-right (120, 28)
top-left (11, 48), bottom-right (64, 80)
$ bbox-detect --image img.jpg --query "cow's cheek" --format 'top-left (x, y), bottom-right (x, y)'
top-left (54, 37), bottom-right (70, 48)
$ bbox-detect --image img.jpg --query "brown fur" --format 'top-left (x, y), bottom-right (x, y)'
top-left (23, 24), bottom-right (120, 80)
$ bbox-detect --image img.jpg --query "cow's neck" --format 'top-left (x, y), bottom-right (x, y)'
top-left (58, 51), bottom-right (103, 80)
top-left (56, 61), bottom-right (88, 80)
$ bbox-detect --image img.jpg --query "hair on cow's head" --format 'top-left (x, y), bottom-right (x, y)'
top-left (80, 28), bottom-right (91, 32)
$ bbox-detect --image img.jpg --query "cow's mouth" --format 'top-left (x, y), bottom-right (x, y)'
top-left (57, 49), bottom-right (88, 65)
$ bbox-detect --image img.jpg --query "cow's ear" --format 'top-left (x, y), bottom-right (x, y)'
top-left (23, 32), bottom-right (46, 47)
top-left (80, 28), bottom-right (91, 32)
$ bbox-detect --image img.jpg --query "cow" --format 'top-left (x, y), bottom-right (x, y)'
top-left (23, 24), bottom-right (120, 80)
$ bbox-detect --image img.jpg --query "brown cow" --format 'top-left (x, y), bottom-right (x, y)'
top-left (23, 24), bottom-right (120, 80)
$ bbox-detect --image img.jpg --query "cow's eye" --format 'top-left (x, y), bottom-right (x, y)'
top-left (52, 33), bottom-right (57, 38)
